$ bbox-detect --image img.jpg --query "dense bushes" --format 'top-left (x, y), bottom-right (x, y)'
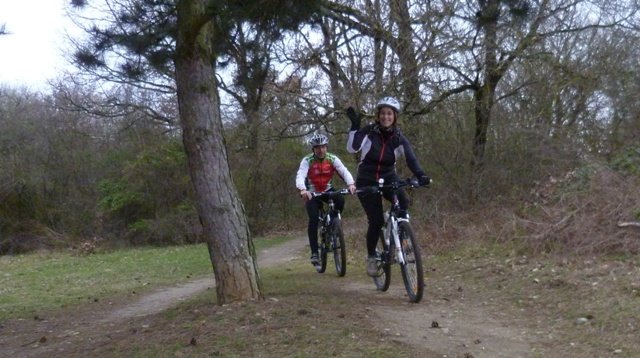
top-left (96, 140), bottom-right (200, 245)
top-left (0, 87), bottom-right (199, 252)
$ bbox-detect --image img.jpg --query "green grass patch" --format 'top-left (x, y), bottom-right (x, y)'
top-left (0, 236), bottom-right (289, 320)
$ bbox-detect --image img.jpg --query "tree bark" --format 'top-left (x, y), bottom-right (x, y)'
top-left (373, 0), bottom-right (385, 97)
top-left (321, 19), bottom-right (345, 110)
top-left (174, 0), bottom-right (262, 304)
top-left (390, 0), bottom-right (421, 112)
top-left (472, 0), bottom-right (500, 172)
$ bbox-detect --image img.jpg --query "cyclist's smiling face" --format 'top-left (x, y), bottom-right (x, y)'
top-left (312, 145), bottom-right (327, 159)
top-left (378, 107), bottom-right (396, 128)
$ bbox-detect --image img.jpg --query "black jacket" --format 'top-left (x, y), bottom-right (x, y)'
top-left (346, 124), bottom-right (425, 185)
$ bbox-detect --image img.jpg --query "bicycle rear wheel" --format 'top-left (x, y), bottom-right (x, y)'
top-left (398, 222), bottom-right (424, 302)
top-left (372, 230), bottom-right (391, 291)
top-left (331, 218), bottom-right (347, 277)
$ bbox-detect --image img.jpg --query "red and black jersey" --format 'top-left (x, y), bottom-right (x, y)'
top-left (295, 152), bottom-right (355, 192)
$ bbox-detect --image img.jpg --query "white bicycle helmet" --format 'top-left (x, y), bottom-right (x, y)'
top-left (308, 133), bottom-right (329, 147)
top-left (376, 96), bottom-right (401, 113)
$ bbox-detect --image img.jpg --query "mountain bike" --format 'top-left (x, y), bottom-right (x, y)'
top-left (311, 188), bottom-right (350, 277)
top-left (358, 178), bottom-right (428, 303)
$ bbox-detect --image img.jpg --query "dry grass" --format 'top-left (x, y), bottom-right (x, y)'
top-left (414, 163), bottom-right (640, 258)
top-left (512, 164), bottom-right (640, 255)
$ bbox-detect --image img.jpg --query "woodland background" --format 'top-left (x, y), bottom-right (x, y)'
top-left (1, 0), bottom-right (639, 257)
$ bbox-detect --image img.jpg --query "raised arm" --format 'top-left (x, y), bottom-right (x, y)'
top-left (347, 124), bottom-right (374, 154)
top-left (346, 106), bottom-right (366, 154)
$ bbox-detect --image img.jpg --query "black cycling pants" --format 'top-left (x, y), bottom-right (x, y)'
top-left (358, 188), bottom-right (409, 257)
top-left (305, 193), bottom-right (345, 255)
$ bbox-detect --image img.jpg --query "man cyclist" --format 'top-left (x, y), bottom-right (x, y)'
top-left (296, 133), bottom-right (356, 267)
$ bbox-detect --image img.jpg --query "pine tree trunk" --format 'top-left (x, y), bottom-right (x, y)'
top-left (174, 0), bottom-right (263, 304)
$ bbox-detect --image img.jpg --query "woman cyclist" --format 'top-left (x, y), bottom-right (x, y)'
top-left (346, 97), bottom-right (430, 276)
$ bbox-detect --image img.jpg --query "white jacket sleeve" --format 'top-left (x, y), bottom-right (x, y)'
top-left (333, 157), bottom-right (355, 186)
top-left (295, 158), bottom-right (309, 191)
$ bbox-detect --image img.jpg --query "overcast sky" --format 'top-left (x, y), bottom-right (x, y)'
top-left (0, 0), bottom-right (79, 90)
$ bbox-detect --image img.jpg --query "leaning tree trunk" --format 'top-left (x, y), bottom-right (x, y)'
top-left (174, 0), bottom-right (263, 304)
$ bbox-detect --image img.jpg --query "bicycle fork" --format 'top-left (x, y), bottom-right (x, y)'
top-left (386, 215), bottom-right (405, 265)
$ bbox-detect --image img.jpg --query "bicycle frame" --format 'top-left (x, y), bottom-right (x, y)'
top-left (358, 177), bottom-right (427, 302)
top-left (385, 206), bottom-right (405, 265)
top-left (380, 179), bottom-right (412, 265)
top-left (319, 196), bottom-right (340, 230)
top-left (310, 188), bottom-right (350, 276)
top-left (312, 188), bottom-right (349, 230)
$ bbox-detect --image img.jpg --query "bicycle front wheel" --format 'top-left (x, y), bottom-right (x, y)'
top-left (331, 218), bottom-right (347, 277)
top-left (316, 228), bottom-right (328, 274)
top-left (372, 230), bottom-right (391, 291)
top-left (398, 222), bottom-right (424, 303)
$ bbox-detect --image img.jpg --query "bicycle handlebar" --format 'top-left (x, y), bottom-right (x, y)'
top-left (355, 177), bottom-right (429, 194)
top-left (310, 188), bottom-right (351, 198)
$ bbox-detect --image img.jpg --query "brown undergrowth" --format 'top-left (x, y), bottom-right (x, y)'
top-left (415, 162), bottom-right (640, 258)
top-left (513, 163), bottom-right (640, 255)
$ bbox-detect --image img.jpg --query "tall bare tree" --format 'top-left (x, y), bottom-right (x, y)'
top-left (426, 0), bottom-right (635, 177)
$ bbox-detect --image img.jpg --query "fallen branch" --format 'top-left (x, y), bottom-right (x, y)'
top-left (617, 221), bottom-right (640, 228)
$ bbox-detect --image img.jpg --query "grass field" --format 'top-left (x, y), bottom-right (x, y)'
top-left (0, 236), bottom-right (289, 321)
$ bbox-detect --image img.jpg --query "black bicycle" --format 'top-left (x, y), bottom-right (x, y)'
top-left (311, 188), bottom-right (350, 276)
top-left (358, 178), bottom-right (428, 302)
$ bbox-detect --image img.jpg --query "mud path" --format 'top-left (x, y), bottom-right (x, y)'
top-left (103, 237), bottom-right (307, 322)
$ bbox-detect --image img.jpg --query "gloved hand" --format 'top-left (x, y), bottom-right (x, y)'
top-left (346, 107), bottom-right (361, 131)
top-left (418, 175), bottom-right (431, 187)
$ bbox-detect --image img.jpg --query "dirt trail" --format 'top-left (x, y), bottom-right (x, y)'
top-left (344, 281), bottom-right (533, 358)
top-left (1, 237), bottom-right (535, 357)
top-left (377, 301), bottom-right (532, 358)
top-left (103, 237), bottom-right (306, 322)
top-left (1, 238), bottom-right (307, 357)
